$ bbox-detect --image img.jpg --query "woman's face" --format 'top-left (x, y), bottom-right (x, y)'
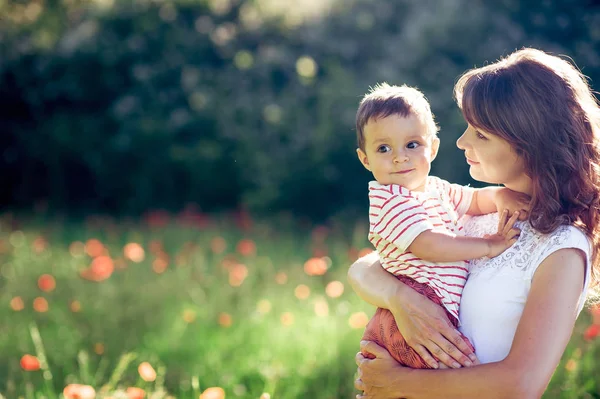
top-left (456, 124), bottom-right (532, 195)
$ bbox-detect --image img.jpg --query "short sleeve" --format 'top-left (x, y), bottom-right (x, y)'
top-left (528, 226), bottom-right (592, 315)
top-left (370, 192), bottom-right (433, 252)
top-left (431, 177), bottom-right (475, 217)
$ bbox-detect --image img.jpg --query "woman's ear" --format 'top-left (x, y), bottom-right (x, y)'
top-left (357, 148), bottom-right (371, 171)
top-left (430, 137), bottom-right (440, 161)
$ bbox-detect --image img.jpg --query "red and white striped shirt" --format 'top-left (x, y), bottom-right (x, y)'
top-left (368, 176), bottom-right (475, 320)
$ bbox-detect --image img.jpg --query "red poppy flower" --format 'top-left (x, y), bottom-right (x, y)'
top-left (63, 384), bottom-right (96, 399)
top-left (126, 387), bottom-right (145, 399)
top-left (38, 274), bottom-right (56, 292)
top-left (20, 354), bottom-right (40, 371)
top-left (236, 239), bottom-right (256, 257)
top-left (584, 324), bottom-right (600, 341)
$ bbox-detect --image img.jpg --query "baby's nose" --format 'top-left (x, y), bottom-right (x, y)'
top-left (394, 153), bottom-right (409, 163)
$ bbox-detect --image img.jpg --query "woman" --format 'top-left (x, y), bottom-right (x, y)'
top-left (348, 47), bottom-right (600, 399)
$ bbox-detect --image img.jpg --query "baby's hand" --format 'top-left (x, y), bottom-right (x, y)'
top-left (485, 210), bottom-right (521, 258)
top-left (495, 188), bottom-right (531, 221)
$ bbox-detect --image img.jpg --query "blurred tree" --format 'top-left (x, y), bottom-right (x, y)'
top-left (0, 0), bottom-right (598, 219)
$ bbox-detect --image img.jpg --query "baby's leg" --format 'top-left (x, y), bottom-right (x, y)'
top-left (361, 276), bottom-right (474, 368)
top-left (361, 277), bottom-right (441, 368)
top-left (362, 307), bottom-right (433, 368)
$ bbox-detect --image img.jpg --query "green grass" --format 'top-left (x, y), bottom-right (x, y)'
top-left (1, 212), bottom-right (599, 398)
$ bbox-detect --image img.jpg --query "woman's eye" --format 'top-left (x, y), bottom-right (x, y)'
top-left (406, 141), bottom-right (420, 149)
top-left (475, 131), bottom-right (487, 140)
top-left (377, 145), bottom-right (391, 153)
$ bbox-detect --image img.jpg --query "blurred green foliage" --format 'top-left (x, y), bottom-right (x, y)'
top-left (1, 214), bottom-right (599, 398)
top-left (1, 0), bottom-right (599, 219)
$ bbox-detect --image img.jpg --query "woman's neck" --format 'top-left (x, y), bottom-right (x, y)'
top-left (504, 175), bottom-right (534, 197)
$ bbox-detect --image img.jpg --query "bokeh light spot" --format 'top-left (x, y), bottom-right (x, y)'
top-left (257, 299), bottom-right (272, 314)
top-left (159, 3), bottom-right (178, 22)
top-left (38, 274), bottom-right (56, 292)
top-left (183, 309), bottom-right (197, 323)
top-left (9, 231), bottom-right (25, 248)
top-left (325, 281), bottom-right (344, 298)
top-left (349, 312), bottom-right (369, 329)
top-left (236, 239), bottom-right (256, 257)
top-left (85, 239), bottom-right (105, 258)
top-left (294, 284), bottom-right (310, 300)
top-left (218, 312), bottom-right (233, 327)
top-left (304, 257), bottom-right (328, 276)
top-left (69, 241), bottom-right (86, 257)
top-left (70, 300), bottom-right (82, 313)
top-left (124, 242), bottom-right (145, 263)
top-left (234, 50), bottom-right (254, 70)
top-left (280, 312), bottom-right (294, 326)
top-left (229, 263), bottom-right (248, 287)
top-left (138, 362), bottom-right (157, 382)
top-left (200, 386), bottom-right (225, 399)
top-left (296, 56), bottom-right (317, 78)
top-left (10, 296), bottom-right (25, 311)
top-left (94, 343), bottom-right (105, 355)
top-left (275, 271), bottom-right (288, 284)
top-left (314, 298), bottom-right (329, 317)
top-left (33, 297), bottom-right (49, 313)
top-left (211, 237), bottom-right (227, 254)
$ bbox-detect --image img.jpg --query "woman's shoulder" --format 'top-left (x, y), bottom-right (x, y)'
top-left (543, 223), bottom-right (588, 243)
top-left (532, 223), bottom-right (591, 261)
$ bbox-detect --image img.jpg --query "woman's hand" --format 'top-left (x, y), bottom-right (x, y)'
top-left (347, 252), bottom-right (479, 368)
top-left (355, 340), bottom-right (407, 399)
top-left (387, 288), bottom-right (479, 369)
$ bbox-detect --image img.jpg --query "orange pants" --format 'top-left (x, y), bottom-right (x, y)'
top-left (361, 275), bottom-right (474, 368)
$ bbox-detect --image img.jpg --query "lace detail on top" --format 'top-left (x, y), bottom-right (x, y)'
top-left (462, 213), bottom-right (590, 279)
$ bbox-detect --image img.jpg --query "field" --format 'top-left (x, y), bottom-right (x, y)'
top-left (1, 211), bottom-right (599, 399)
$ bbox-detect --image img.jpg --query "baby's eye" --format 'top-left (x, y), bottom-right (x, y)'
top-left (377, 145), bottom-right (391, 153)
top-left (406, 141), bottom-right (420, 149)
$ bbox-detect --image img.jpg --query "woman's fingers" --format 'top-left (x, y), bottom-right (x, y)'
top-left (421, 339), bottom-right (463, 369)
top-left (443, 328), bottom-right (477, 363)
top-left (411, 344), bottom-right (439, 369)
top-left (422, 326), bottom-right (476, 367)
top-left (355, 377), bottom-right (365, 391)
top-left (355, 351), bottom-right (366, 366)
top-left (360, 340), bottom-right (389, 358)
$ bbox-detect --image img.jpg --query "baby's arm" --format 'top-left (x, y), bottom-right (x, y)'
top-left (467, 187), bottom-right (531, 219)
top-left (410, 210), bottom-right (519, 262)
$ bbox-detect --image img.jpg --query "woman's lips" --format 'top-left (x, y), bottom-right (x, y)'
top-left (466, 157), bottom-right (479, 165)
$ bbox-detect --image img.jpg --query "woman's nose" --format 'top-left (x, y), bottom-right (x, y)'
top-left (456, 131), bottom-right (467, 150)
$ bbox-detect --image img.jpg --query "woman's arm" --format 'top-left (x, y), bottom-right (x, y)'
top-left (348, 253), bottom-right (476, 368)
top-left (355, 248), bottom-right (586, 399)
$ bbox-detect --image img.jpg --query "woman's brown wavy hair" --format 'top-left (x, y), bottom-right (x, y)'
top-left (454, 48), bottom-right (600, 297)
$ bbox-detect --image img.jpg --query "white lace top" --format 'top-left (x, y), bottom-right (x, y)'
top-left (458, 213), bottom-right (592, 364)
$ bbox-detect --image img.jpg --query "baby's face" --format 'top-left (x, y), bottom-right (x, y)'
top-left (357, 113), bottom-right (439, 191)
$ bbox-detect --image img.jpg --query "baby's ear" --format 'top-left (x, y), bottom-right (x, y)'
top-left (356, 148), bottom-right (371, 171)
top-left (430, 137), bottom-right (440, 161)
